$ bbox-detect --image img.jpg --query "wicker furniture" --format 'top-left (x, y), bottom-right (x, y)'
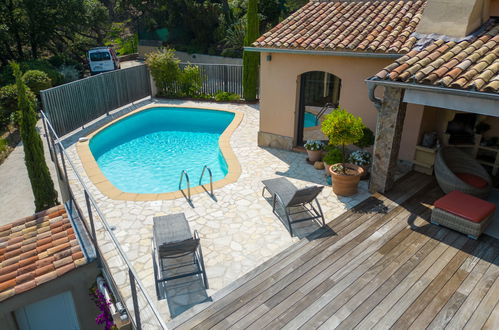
top-left (152, 213), bottom-right (208, 297)
top-left (262, 177), bottom-right (325, 237)
top-left (434, 147), bottom-right (492, 198)
top-left (431, 190), bottom-right (495, 239)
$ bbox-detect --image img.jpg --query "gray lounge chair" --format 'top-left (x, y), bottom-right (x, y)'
top-left (262, 177), bottom-right (325, 236)
top-left (152, 214), bottom-right (208, 294)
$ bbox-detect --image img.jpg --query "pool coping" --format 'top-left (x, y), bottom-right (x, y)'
top-left (76, 104), bottom-right (244, 201)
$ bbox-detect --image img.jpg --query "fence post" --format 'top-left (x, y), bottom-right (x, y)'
top-left (84, 191), bottom-right (101, 268)
top-left (41, 114), bottom-right (55, 162)
top-left (129, 270), bottom-right (142, 330)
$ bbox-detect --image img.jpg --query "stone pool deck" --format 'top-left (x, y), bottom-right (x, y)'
top-left (62, 99), bottom-right (372, 322)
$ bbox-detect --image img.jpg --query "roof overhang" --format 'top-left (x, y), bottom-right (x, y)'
top-left (245, 47), bottom-right (403, 59)
top-left (366, 77), bottom-right (499, 116)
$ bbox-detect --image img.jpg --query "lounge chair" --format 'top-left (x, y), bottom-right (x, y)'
top-left (152, 213), bottom-right (208, 294)
top-left (262, 177), bottom-right (325, 236)
top-left (434, 147), bottom-right (492, 198)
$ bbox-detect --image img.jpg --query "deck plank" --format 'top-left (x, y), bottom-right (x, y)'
top-left (171, 172), bottom-right (499, 330)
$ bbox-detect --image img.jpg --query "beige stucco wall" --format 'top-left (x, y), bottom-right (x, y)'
top-left (0, 263), bottom-right (101, 330)
top-left (258, 52), bottom-right (423, 161)
top-left (416, 0), bottom-right (491, 37)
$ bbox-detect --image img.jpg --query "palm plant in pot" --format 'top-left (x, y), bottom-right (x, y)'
top-left (321, 108), bottom-right (365, 196)
top-left (304, 140), bottom-right (325, 162)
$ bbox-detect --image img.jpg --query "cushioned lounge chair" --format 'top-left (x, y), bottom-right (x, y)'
top-left (434, 147), bottom-right (492, 198)
top-left (152, 214), bottom-right (208, 294)
top-left (262, 177), bottom-right (325, 236)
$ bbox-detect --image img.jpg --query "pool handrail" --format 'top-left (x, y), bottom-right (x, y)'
top-left (315, 102), bottom-right (335, 126)
top-left (199, 165), bottom-right (214, 198)
top-left (179, 170), bottom-right (191, 202)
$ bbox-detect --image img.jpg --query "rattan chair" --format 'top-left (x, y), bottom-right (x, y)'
top-left (434, 147), bottom-right (492, 198)
top-left (152, 214), bottom-right (208, 295)
top-left (262, 177), bottom-right (325, 236)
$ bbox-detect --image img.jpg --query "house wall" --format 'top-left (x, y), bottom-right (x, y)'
top-left (0, 263), bottom-right (101, 330)
top-left (258, 52), bottom-right (424, 161)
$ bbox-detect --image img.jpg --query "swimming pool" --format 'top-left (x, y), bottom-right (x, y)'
top-left (304, 112), bottom-right (318, 128)
top-left (88, 107), bottom-right (237, 195)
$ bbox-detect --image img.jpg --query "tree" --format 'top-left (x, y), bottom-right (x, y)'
top-left (242, 0), bottom-right (259, 101)
top-left (11, 62), bottom-right (58, 212)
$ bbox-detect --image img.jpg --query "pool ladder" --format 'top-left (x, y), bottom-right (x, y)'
top-left (178, 165), bottom-right (216, 206)
top-left (315, 103), bottom-right (335, 126)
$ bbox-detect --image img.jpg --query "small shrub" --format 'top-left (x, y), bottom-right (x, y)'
top-left (214, 91), bottom-right (240, 102)
top-left (354, 127), bottom-right (375, 149)
top-left (321, 108), bottom-right (365, 173)
top-left (145, 48), bottom-right (181, 97)
top-left (22, 70), bottom-right (52, 95)
top-left (0, 84), bottom-right (37, 125)
top-left (348, 150), bottom-right (372, 167)
top-left (304, 140), bottom-right (325, 151)
top-left (179, 65), bottom-right (203, 97)
top-left (323, 147), bottom-right (343, 165)
top-left (58, 65), bottom-right (80, 83)
top-left (0, 138), bottom-right (7, 153)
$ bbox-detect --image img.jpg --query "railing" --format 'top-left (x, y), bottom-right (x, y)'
top-left (177, 63), bottom-right (244, 97)
top-left (41, 111), bottom-right (167, 330)
top-left (179, 170), bottom-right (192, 206)
top-left (41, 65), bottom-right (151, 137)
top-left (315, 103), bottom-right (335, 126)
top-left (199, 165), bottom-right (215, 200)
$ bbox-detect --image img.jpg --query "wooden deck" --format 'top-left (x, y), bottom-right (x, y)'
top-left (169, 172), bottom-right (499, 329)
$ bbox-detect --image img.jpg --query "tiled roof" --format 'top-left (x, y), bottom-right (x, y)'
top-left (253, 0), bottom-right (426, 54)
top-left (375, 21), bottom-right (499, 94)
top-left (0, 205), bottom-right (87, 302)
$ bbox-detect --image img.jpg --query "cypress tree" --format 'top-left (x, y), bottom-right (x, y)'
top-left (243, 0), bottom-right (260, 101)
top-left (11, 62), bottom-right (58, 212)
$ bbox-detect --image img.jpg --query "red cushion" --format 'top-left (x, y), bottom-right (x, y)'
top-left (455, 172), bottom-right (488, 189)
top-left (434, 190), bottom-right (496, 223)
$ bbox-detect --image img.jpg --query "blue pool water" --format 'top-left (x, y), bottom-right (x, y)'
top-left (89, 107), bottom-right (235, 194)
top-left (304, 112), bottom-right (318, 128)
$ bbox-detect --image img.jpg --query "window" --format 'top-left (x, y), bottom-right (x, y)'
top-left (90, 51), bottom-right (111, 62)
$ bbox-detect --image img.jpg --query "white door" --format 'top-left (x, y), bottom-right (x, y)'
top-left (15, 291), bottom-right (80, 330)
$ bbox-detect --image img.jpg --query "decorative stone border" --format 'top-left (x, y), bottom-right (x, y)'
top-left (77, 104), bottom-right (243, 201)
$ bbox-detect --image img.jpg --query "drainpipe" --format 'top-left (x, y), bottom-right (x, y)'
top-left (367, 81), bottom-right (382, 111)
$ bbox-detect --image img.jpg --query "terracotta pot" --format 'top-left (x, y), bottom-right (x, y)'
top-left (330, 163), bottom-right (364, 196)
top-left (306, 149), bottom-right (322, 162)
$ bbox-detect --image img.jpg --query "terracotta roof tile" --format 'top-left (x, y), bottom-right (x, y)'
top-left (0, 205), bottom-right (87, 302)
top-left (374, 21), bottom-right (499, 94)
top-left (253, 0), bottom-right (426, 54)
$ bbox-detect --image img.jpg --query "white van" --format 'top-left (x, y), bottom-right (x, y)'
top-left (87, 47), bottom-right (120, 75)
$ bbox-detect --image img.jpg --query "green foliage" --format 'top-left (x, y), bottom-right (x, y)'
top-left (354, 127), bottom-right (375, 149)
top-left (323, 147), bottom-right (343, 165)
top-left (215, 91), bottom-right (240, 102)
top-left (321, 108), bottom-right (365, 171)
top-left (1, 60), bottom-right (64, 87)
top-left (179, 65), bottom-right (203, 97)
top-left (243, 0), bottom-right (260, 101)
top-left (22, 70), bottom-right (52, 95)
top-left (146, 48), bottom-right (181, 97)
top-left (0, 84), bottom-right (36, 128)
top-left (11, 61), bottom-right (58, 211)
top-left (0, 138), bottom-right (7, 154)
top-left (222, 18), bottom-right (246, 58)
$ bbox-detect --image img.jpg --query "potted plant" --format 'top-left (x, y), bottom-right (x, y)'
top-left (321, 108), bottom-right (365, 196)
top-left (323, 146), bottom-right (342, 176)
top-left (348, 150), bottom-right (372, 179)
top-left (354, 127), bottom-right (375, 150)
top-left (304, 140), bottom-right (325, 162)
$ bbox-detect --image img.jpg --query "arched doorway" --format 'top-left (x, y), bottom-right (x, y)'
top-left (297, 71), bottom-right (341, 145)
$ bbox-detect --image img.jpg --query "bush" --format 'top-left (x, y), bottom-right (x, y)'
top-left (22, 70), bottom-right (52, 95)
top-left (214, 91), bottom-right (240, 102)
top-left (179, 65), bottom-right (203, 97)
top-left (321, 108), bottom-right (365, 173)
top-left (58, 65), bottom-right (80, 83)
top-left (323, 147), bottom-right (343, 165)
top-left (348, 150), bottom-right (372, 167)
top-left (354, 127), bottom-right (375, 149)
top-left (145, 48), bottom-right (181, 97)
top-left (0, 84), bottom-right (37, 127)
top-left (0, 138), bottom-right (7, 154)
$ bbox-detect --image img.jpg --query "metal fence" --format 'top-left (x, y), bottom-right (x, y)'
top-left (40, 65), bottom-right (151, 137)
top-left (178, 63), bottom-right (243, 97)
top-left (41, 111), bottom-right (167, 330)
